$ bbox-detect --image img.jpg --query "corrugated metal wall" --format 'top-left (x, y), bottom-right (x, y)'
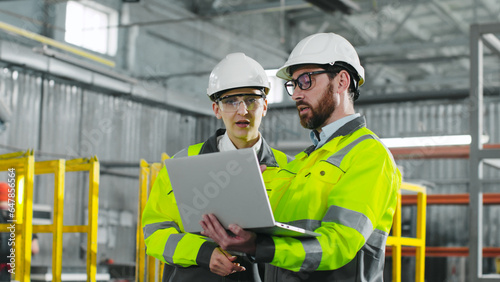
top-left (0, 66), bottom-right (220, 267)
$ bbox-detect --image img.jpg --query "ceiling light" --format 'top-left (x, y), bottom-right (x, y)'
top-left (381, 135), bottom-right (489, 148)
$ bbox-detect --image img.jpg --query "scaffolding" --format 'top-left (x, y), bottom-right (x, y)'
top-left (469, 22), bottom-right (500, 282)
top-left (0, 150), bottom-right (100, 282)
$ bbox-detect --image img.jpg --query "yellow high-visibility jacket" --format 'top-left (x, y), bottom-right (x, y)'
top-left (142, 129), bottom-right (291, 282)
top-left (254, 116), bottom-right (401, 282)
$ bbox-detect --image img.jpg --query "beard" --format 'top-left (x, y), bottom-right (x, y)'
top-left (297, 83), bottom-right (335, 130)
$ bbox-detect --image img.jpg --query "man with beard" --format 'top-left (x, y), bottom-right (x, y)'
top-left (200, 33), bottom-right (402, 281)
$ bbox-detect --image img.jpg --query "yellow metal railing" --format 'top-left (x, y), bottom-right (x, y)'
top-left (33, 158), bottom-right (65, 282)
top-left (136, 159), bottom-right (149, 282)
top-left (387, 182), bottom-right (427, 282)
top-left (0, 150), bottom-right (100, 282)
top-left (136, 153), bottom-right (169, 282)
top-left (65, 156), bottom-right (100, 281)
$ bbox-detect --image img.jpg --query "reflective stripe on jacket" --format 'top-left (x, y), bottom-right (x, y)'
top-left (141, 129), bottom-right (290, 282)
top-left (254, 116), bottom-right (401, 282)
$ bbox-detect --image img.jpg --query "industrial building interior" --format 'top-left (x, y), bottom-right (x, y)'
top-left (0, 0), bottom-right (499, 281)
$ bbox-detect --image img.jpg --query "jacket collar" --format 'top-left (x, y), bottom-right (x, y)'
top-left (258, 138), bottom-right (280, 167)
top-left (304, 116), bottom-right (366, 155)
top-left (200, 128), bottom-right (280, 167)
top-left (199, 128), bottom-right (225, 154)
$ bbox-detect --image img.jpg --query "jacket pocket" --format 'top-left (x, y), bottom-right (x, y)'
top-left (311, 160), bottom-right (344, 185)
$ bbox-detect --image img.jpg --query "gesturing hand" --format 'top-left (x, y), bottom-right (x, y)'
top-left (209, 247), bottom-right (246, 276)
top-left (200, 213), bottom-right (257, 255)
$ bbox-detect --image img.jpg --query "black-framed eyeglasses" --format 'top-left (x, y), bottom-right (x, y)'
top-left (284, 71), bottom-right (337, 96)
top-left (216, 94), bottom-right (265, 112)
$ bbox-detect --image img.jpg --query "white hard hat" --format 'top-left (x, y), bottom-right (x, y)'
top-left (276, 33), bottom-right (365, 86)
top-left (207, 53), bottom-right (270, 100)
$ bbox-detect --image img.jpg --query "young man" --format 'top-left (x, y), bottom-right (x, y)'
top-left (200, 33), bottom-right (401, 281)
top-left (142, 53), bottom-right (290, 281)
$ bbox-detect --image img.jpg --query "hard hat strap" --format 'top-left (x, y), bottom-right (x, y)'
top-left (327, 62), bottom-right (361, 101)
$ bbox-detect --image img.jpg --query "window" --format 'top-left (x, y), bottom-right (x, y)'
top-left (65, 1), bottom-right (117, 56)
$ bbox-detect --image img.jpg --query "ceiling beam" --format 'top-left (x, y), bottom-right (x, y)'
top-left (133, 0), bottom-right (290, 59)
top-left (122, 0), bottom-right (310, 26)
top-left (340, 14), bottom-right (377, 43)
top-left (366, 71), bottom-right (475, 88)
top-left (482, 34), bottom-right (500, 58)
top-left (428, 0), bottom-right (469, 35)
top-left (380, 5), bottom-right (431, 41)
top-left (382, 6), bottom-right (417, 41)
top-left (356, 37), bottom-right (468, 57)
top-left (365, 54), bottom-right (468, 65)
top-left (202, 0), bottom-right (311, 17)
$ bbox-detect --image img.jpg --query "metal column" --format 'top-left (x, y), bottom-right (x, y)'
top-left (469, 22), bottom-right (500, 282)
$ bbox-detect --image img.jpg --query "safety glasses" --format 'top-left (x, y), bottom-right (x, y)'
top-left (216, 94), bottom-right (265, 112)
top-left (284, 71), bottom-right (337, 96)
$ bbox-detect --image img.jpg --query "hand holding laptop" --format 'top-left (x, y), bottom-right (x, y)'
top-left (201, 213), bottom-right (257, 255)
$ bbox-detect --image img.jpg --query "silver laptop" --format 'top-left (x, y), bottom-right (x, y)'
top-left (164, 148), bottom-right (320, 238)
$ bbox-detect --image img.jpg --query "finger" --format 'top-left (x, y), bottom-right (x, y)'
top-left (218, 256), bottom-right (242, 274)
top-left (221, 261), bottom-right (246, 275)
top-left (220, 249), bottom-right (238, 262)
top-left (205, 214), bottom-right (224, 233)
top-left (233, 262), bottom-right (245, 270)
top-left (201, 214), bottom-right (214, 230)
top-left (207, 214), bottom-right (230, 238)
top-left (207, 213), bottom-right (222, 227)
top-left (228, 224), bottom-right (246, 237)
top-left (201, 214), bottom-right (218, 235)
top-left (201, 215), bottom-right (221, 242)
top-left (260, 164), bottom-right (267, 173)
top-left (231, 262), bottom-right (246, 272)
top-left (199, 220), bottom-right (210, 236)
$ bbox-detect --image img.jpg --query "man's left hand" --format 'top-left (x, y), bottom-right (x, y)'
top-left (200, 213), bottom-right (257, 255)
